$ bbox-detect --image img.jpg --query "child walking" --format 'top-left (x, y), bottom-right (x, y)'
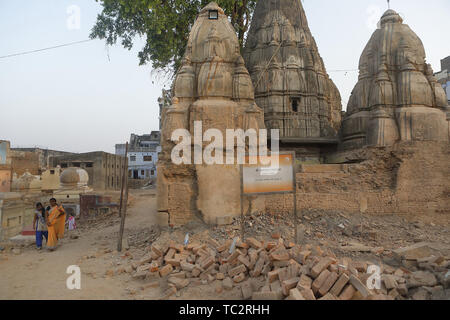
top-left (33, 202), bottom-right (48, 250)
top-left (66, 213), bottom-right (77, 231)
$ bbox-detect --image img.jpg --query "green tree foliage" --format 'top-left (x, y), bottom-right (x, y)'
top-left (90, 0), bottom-right (257, 74)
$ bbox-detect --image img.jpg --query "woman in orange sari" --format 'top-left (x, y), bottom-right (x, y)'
top-left (47, 198), bottom-right (66, 251)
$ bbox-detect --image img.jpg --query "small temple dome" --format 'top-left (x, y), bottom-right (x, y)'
top-left (60, 167), bottom-right (89, 188)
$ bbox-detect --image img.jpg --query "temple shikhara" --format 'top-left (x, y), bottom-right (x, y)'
top-left (244, 0), bottom-right (342, 161)
top-left (157, 3), bottom-right (266, 226)
top-left (342, 9), bottom-right (449, 149)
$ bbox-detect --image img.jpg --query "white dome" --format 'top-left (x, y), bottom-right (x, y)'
top-left (60, 167), bottom-right (89, 188)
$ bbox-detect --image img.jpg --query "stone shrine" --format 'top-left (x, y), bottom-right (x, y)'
top-left (342, 9), bottom-right (450, 149)
top-left (157, 2), bottom-right (265, 226)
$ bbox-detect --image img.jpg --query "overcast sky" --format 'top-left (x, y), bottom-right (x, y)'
top-left (1, 0), bottom-right (449, 154)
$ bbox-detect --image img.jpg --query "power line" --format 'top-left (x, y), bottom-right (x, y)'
top-left (0, 39), bottom-right (95, 60)
top-left (0, 37), bottom-right (359, 73)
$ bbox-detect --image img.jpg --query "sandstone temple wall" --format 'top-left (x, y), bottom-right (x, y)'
top-left (264, 142), bottom-right (450, 217)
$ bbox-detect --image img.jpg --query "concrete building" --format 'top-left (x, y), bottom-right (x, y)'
top-left (0, 192), bottom-right (38, 241)
top-left (11, 147), bottom-right (74, 171)
top-left (116, 131), bottom-right (161, 180)
top-left (435, 56), bottom-right (450, 103)
top-left (50, 152), bottom-right (126, 191)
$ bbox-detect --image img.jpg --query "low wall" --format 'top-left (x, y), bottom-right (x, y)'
top-left (264, 141), bottom-right (450, 217)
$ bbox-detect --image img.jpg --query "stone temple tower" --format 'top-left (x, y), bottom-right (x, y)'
top-left (157, 2), bottom-right (265, 226)
top-left (244, 0), bottom-right (342, 162)
top-left (341, 10), bottom-right (450, 149)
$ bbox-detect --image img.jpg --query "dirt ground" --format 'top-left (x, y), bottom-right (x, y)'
top-left (0, 190), bottom-right (241, 300)
top-left (0, 189), bottom-right (448, 300)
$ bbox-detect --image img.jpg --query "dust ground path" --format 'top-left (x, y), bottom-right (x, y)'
top-left (0, 190), bottom-right (158, 300)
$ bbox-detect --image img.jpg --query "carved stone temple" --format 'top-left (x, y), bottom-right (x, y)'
top-left (157, 3), bottom-right (450, 227)
top-left (157, 2), bottom-right (265, 226)
top-left (341, 9), bottom-right (450, 149)
top-left (244, 0), bottom-right (342, 162)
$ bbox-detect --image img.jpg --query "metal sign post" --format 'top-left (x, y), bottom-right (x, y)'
top-left (117, 142), bottom-right (129, 252)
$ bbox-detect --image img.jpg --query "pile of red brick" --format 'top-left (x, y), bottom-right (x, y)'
top-left (129, 237), bottom-right (449, 300)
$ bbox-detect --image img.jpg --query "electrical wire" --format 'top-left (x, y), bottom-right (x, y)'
top-left (0, 39), bottom-right (94, 60)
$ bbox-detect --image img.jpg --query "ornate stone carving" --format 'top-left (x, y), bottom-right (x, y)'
top-left (244, 0), bottom-right (342, 139)
top-left (342, 10), bottom-right (449, 149)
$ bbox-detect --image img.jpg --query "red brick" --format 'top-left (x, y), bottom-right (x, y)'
top-left (330, 273), bottom-right (350, 297)
top-left (246, 238), bottom-right (262, 249)
top-left (349, 275), bottom-right (371, 298)
top-left (282, 277), bottom-right (300, 296)
top-left (339, 284), bottom-right (356, 300)
top-left (288, 288), bottom-right (305, 300)
top-left (267, 270), bottom-right (279, 283)
top-left (311, 257), bottom-right (334, 278)
top-left (165, 258), bottom-right (181, 267)
top-left (228, 264), bottom-right (247, 277)
top-left (164, 248), bottom-right (176, 260)
top-left (297, 274), bottom-right (313, 290)
top-left (180, 262), bottom-right (195, 272)
top-left (151, 244), bottom-right (163, 257)
top-left (312, 269), bottom-right (331, 294)
top-left (299, 287), bottom-right (316, 300)
top-left (296, 250), bottom-right (311, 264)
top-left (233, 273), bottom-right (246, 283)
top-left (241, 281), bottom-right (253, 300)
top-left (318, 271), bottom-right (339, 296)
top-left (238, 255), bottom-right (251, 269)
top-left (200, 256), bottom-right (215, 270)
top-left (270, 248), bottom-right (290, 261)
top-left (168, 277), bottom-right (189, 289)
top-left (159, 264), bottom-right (173, 277)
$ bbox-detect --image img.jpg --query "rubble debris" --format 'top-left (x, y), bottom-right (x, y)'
top-left (123, 234), bottom-right (449, 300)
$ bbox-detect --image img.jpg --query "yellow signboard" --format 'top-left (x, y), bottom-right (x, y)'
top-left (242, 153), bottom-right (295, 195)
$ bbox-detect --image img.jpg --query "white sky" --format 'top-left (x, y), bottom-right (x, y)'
top-left (0, 0), bottom-right (449, 154)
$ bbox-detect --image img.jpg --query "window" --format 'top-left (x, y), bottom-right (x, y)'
top-left (151, 170), bottom-right (155, 176)
top-left (141, 170), bottom-right (145, 176)
top-left (130, 155), bottom-right (136, 162)
top-left (143, 155), bottom-right (152, 162)
top-left (86, 163), bottom-right (93, 168)
top-left (50, 170), bottom-right (55, 174)
top-left (209, 9), bottom-right (218, 20)
top-left (73, 162), bottom-right (81, 167)
top-left (61, 163), bottom-right (68, 168)
top-left (291, 97), bottom-right (300, 113)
